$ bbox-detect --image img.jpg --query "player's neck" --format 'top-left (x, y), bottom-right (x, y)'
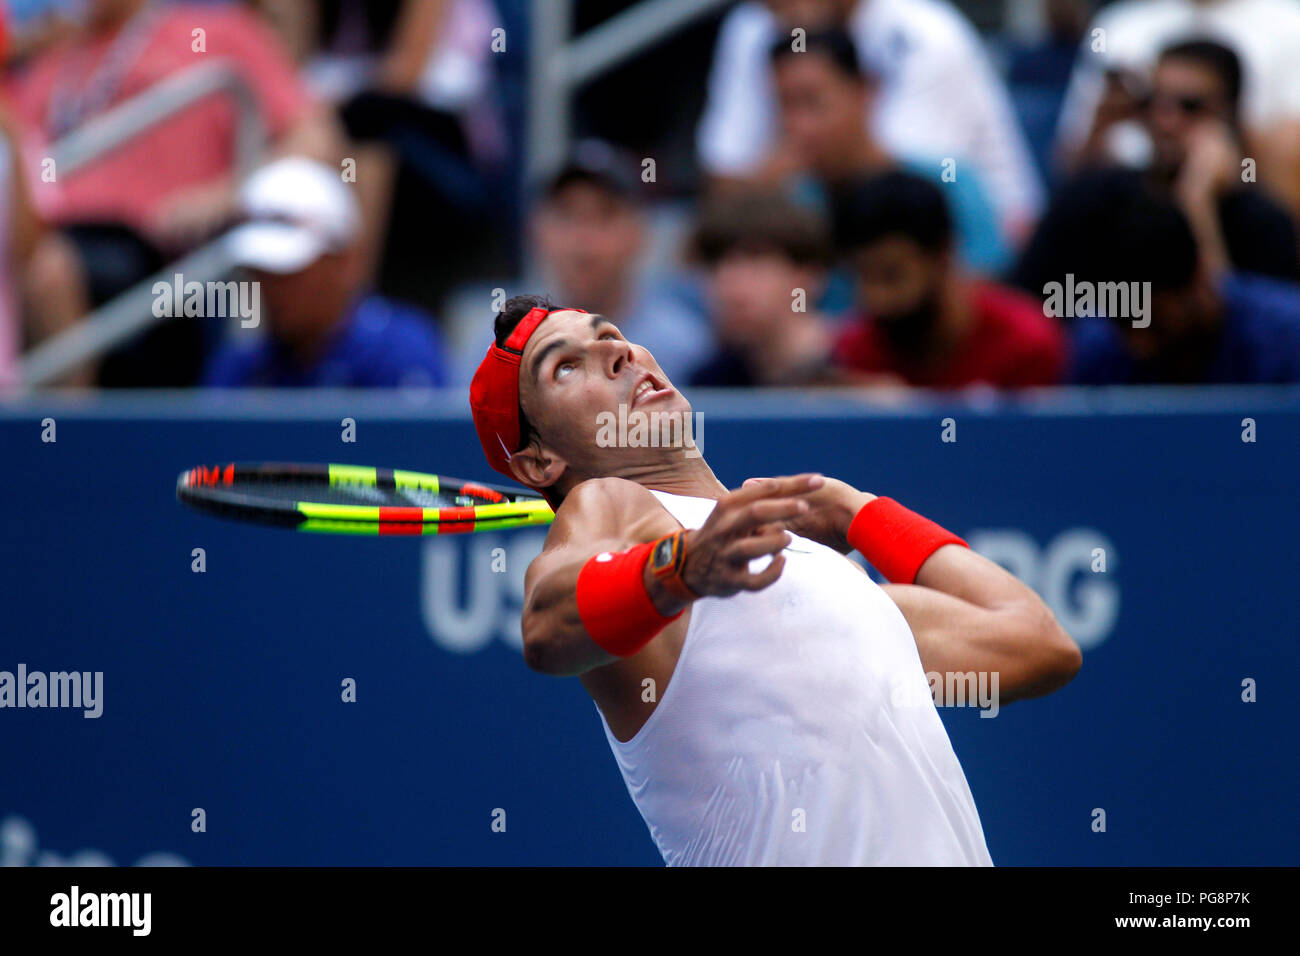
top-left (627, 457), bottom-right (729, 500)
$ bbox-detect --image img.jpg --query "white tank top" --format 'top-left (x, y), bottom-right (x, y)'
top-left (597, 491), bottom-right (994, 866)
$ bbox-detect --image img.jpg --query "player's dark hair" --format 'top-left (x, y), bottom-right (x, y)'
top-left (494, 293), bottom-right (556, 349)
top-left (831, 170), bottom-right (953, 255)
top-left (769, 27), bottom-right (866, 81)
top-left (689, 191), bottom-right (830, 268)
top-left (493, 294), bottom-right (560, 506)
top-left (1159, 37), bottom-right (1243, 117)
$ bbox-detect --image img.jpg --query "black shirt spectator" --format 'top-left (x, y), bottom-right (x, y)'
top-left (1014, 165), bottom-right (1300, 296)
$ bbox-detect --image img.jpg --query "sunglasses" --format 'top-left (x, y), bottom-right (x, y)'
top-left (1140, 92), bottom-right (1214, 117)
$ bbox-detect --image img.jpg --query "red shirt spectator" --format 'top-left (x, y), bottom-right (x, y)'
top-left (7, 1), bottom-right (314, 245)
top-left (834, 280), bottom-right (1065, 388)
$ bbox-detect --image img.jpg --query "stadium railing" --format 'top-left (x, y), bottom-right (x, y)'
top-left (19, 61), bottom-right (267, 389)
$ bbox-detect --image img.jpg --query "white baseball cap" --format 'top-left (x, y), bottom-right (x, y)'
top-left (225, 157), bottom-right (361, 274)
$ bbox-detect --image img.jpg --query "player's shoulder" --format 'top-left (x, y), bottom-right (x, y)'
top-left (554, 477), bottom-right (662, 526)
top-left (532, 478), bottom-right (674, 568)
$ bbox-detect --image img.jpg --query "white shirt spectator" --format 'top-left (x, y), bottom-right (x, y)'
top-left (304, 0), bottom-right (505, 166)
top-left (696, 0), bottom-right (1044, 234)
top-left (1057, 0), bottom-right (1300, 159)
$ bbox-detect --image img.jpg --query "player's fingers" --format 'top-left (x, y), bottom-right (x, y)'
top-left (727, 530), bottom-right (791, 563)
top-left (730, 473), bottom-right (823, 505)
top-left (735, 552), bottom-right (786, 591)
top-left (724, 497), bottom-right (809, 534)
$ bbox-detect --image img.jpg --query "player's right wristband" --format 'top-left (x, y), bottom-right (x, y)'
top-left (847, 496), bottom-right (968, 584)
top-left (576, 541), bottom-right (683, 657)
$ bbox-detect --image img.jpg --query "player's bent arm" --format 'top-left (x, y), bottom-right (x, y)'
top-left (521, 474), bottom-right (826, 677)
top-left (762, 476), bottom-right (1082, 702)
top-left (521, 479), bottom-right (684, 677)
top-left (884, 544), bottom-right (1083, 704)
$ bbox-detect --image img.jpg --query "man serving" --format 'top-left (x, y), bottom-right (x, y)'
top-left (470, 295), bottom-right (1082, 866)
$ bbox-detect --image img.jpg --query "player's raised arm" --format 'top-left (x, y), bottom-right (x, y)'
top-left (883, 545), bottom-right (1083, 704)
top-left (748, 476), bottom-right (1083, 704)
top-left (521, 474), bottom-right (825, 676)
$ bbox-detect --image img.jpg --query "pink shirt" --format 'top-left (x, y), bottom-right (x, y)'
top-left (8, 3), bottom-right (312, 243)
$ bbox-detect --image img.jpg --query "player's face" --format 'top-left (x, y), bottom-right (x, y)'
top-left (518, 309), bottom-right (692, 477)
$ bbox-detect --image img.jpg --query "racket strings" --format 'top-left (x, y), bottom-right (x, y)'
top-left (178, 463), bottom-right (552, 535)
top-left (229, 479), bottom-right (480, 509)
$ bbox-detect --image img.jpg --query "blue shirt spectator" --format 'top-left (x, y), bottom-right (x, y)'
top-left (203, 156), bottom-right (448, 389)
top-left (204, 293), bottom-right (448, 388)
top-left (1069, 272), bottom-right (1300, 384)
top-left (792, 158), bottom-right (1009, 275)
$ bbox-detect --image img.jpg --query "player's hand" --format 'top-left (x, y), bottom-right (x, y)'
top-left (742, 475), bottom-right (875, 554)
top-left (680, 473), bottom-right (825, 597)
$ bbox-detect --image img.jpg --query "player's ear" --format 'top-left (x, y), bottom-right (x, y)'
top-left (509, 440), bottom-right (567, 490)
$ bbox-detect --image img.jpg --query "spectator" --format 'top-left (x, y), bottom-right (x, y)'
top-left (1068, 192), bottom-right (1300, 383)
top-left (254, 0), bottom-right (506, 311)
top-left (1056, 0), bottom-right (1300, 173)
top-left (1002, 0), bottom-right (1091, 183)
top-left (9, 0), bottom-right (344, 386)
top-left (1257, 114), bottom-right (1300, 220)
top-left (447, 139), bottom-right (709, 385)
top-left (768, 26), bottom-right (1010, 276)
top-left (697, 0), bottom-right (1044, 240)
top-left (0, 105), bottom-right (40, 392)
top-left (832, 170), bottom-right (1065, 388)
top-left (203, 157), bottom-right (448, 388)
top-left (1148, 39), bottom-right (1298, 280)
top-left (686, 190), bottom-right (840, 387)
top-left (1016, 38), bottom-right (1300, 296)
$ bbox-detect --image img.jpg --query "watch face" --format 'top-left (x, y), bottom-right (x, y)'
top-left (653, 538), bottom-right (674, 569)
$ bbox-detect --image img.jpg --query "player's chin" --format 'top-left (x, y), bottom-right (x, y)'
top-left (653, 387), bottom-right (690, 415)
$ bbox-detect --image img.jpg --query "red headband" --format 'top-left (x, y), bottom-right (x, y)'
top-left (469, 306), bottom-right (586, 484)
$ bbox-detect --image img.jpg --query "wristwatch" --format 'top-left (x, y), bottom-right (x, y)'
top-left (648, 530), bottom-right (698, 601)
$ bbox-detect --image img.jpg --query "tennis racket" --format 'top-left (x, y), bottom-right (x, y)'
top-left (176, 462), bottom-right (554, 535)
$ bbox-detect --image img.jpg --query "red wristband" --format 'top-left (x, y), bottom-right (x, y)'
top-left (847, 496), bottom-right (968, 583)
top-left (576, 542), bottom-right (682, 657)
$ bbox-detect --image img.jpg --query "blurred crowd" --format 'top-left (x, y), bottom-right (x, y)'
top-left (2, 0), bottom-right (1300, 392)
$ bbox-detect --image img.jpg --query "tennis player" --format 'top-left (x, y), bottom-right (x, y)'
top-left (470, 295), bottom-right (1082, 866)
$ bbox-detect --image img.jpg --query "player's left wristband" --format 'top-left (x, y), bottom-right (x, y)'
top-left (847, 496), bottom-right (968, 583)
top-left (575, 539), bottom-right (684, 658)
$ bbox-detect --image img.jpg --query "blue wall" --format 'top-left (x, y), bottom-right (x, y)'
top-left (1, 388), bottom-right (1297, 865)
